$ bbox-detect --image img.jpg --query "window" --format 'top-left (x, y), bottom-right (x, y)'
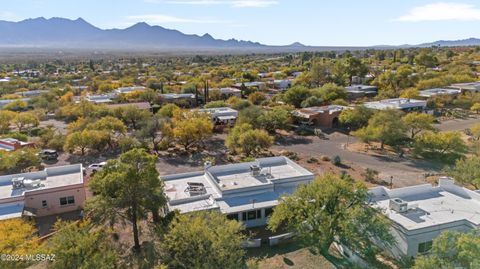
top-left (418, 241), bottom-right (433, 254)
top-left (264, 207), bottom-right (274, 218)
top-left (227, 213), bottom-right (239, 221)
top-left (41, 200), bottom-right (47, 208)
top-left (243, 210), bottom-right (262, 221)
top-left (60, 196), bottom-right (75, 206)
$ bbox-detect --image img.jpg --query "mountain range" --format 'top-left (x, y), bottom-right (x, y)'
top-left (0, 17), bottom-right (479, 52)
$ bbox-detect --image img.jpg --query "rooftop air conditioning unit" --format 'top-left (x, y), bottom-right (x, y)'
top-left (11, 177), bottom-right (25, 189)
top-left (389, 198), bottom-right (408, 213)
top-left (250, 164), bottom-right (261, 176)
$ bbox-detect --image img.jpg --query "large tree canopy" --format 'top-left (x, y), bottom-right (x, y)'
top-left (87, 148), bottom-right (167, 251)
top-left (268, 174), bottom-right (394, 260)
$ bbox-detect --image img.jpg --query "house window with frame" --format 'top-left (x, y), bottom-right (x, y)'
top-left (264, 207), bottom-right (274, 218)
top-left (41, 200), bottom-right (47, 208)
top-left (418, 241), bottom-right (433, 254)
top-left (227, 213), bottom-right (239, 221)
top-left (243, 210), bottom-right (262, 221)
top-left (59, 196), bottom-right (75, 206)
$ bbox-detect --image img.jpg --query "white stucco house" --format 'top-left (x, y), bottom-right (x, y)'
top-left (369, 178), bottom-right (480, 257)
top-left (363, 98), bottom-right (427, 112)
top-left (162, 156), bottom-right (314, 228)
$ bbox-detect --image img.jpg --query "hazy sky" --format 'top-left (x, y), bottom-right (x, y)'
top-left (1, 0), bottom-right (480, 46)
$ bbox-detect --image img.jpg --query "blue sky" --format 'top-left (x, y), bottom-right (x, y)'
top-left (1, 0), bottom-right (480, 46)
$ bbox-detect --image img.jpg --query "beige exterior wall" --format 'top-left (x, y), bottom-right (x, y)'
top-left (24, 184), bottom-right (86, 217)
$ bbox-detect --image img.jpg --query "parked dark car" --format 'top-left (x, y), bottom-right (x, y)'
top-left (39, 149), bottom-right (58, 160)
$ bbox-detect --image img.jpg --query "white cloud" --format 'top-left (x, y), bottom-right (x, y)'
top-left (150, 0), bottom-right (278, 8)
top-left (397, 2), bottom-right (480, 22)
top-left (127, 14), bottom-right (228, 24)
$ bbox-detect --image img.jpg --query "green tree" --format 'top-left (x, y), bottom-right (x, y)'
top-left (117, 105), bottom-right (151, 130)
top-left (0, 148), bottom-right (41, 173)
top-left (157, 103), bottom-right (180, 118)
top-left (269, 174), bottom-right (394, 260)
top-left (283, 86), bottom-right (311, 108)
top-left (0, 219), bottom-right (39, 269)
top-left (402, 112), bottom-right (436, 139)
top-left (0, 110), bottom-right (16, 133)
top-left (136, 115), bottom-right (173, 152)
top-left (415, 51), bottom-right (439, 68)
top-left (14, 112), bottom-right (39, 133)
top-left (162, 211), bottom-right (246, 269)
top-left (413, 131), bottom-right (467, 162)
top-left (353, 110), bottom-right (407, 149)
top-left (344, 57), bottom-right (368, 84)
top-left (64, 130), bottom-right (109, 155)
top-left (470, 123), bottom-right (480, 141)
top-left (88, 149), bottom-right (167, 251)
top-left (339, 106), bottom-right (374, 130)
top-left (258, 107), bottom-right (290, 133)
top-left (225, 123), bottom-right (273, 156)
top-left (312, 83), bottom-right (347, 103)
top-left (470, 103), bottom-right (480, 114)
top-left (300, 96), bottom-right (323, 108)
top-left (247, 92), bottom-right (267, 105)
top-left (445, 156), bottom-right (480, 189)
top-left (413, 230), bottom-right (480, 269)
top-left (236, 105), bottom-right (263, 129)
top-left (172, 110), bottom-right (213, 151)
top-left (47, 220), bottom-right (121, 269)
top-left (3, 100), bottom-right (27, 111)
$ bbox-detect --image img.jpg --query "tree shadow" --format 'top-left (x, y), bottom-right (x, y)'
top-left (282, 257), bottom-right (295, 266)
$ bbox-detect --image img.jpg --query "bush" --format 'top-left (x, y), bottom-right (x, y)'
top-left (332, 155), bottom-right (341, 166)
top-left (307, 157), bottom-right (318, 163)
top-left (362, 168), bottom-right (379, 183)
top-left (320, 155), bottom-right (330, 161)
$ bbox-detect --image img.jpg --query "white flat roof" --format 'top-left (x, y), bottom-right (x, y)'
top-left (0, 164), bottom-right (84, 200)
top-left (363, 98), bottom-right (427, 110)
top-left (419, 88), bottom-right (461, 97)
top-left (369, 178), bottom-right (480, 231)
top-left (162, 157), bottom-right (314, 214)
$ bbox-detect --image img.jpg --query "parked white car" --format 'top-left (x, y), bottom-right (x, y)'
top-left (88, 162), bottom-right (107, 172)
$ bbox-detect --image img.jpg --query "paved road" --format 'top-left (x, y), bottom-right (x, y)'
top-left (435, 116), bottom-right (479, 132)
top-left (273, 133), bottom-right (441, 188)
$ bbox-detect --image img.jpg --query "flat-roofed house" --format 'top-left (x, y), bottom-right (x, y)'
top-left (0, 164), bottom-right (86, 221)
top-left (449, 82), bottom-right (480, 93)
top-left (17, 90), bottom-right (49, 98)
top-left (198, 107), bottom-right (238, 127)
top-left (363, 98), bottom-right (427, 112)
top-left (272, 79), bottom-right (292, 91)
top-left (84, 94), bottom-right (115, 104)
top-left (292, 105), bottom-right (348, 128)
top-left (369, 178), bottom-right (480, 257)
top-left (0, 98), bottom-right (31, 109)
top-left (419, 88), bottom-right (462, 98)
top-left (114, 86), bottom-right (146, 95)
top-left (159, 93), bottom-right (196, 107)
top-left (345, 85), bottom-right (378, 99)
top-left (208, 87), bottom-right (242, 99)
top-left (162, 156), bottom-right (314, 228)
top-left (233, 82), bottom-right (266, 91)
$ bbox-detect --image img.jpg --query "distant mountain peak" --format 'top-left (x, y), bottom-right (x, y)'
top-left (289, 42), bottom-right (305, 47)
top-left (0, 17), bottom-right (267, 49)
